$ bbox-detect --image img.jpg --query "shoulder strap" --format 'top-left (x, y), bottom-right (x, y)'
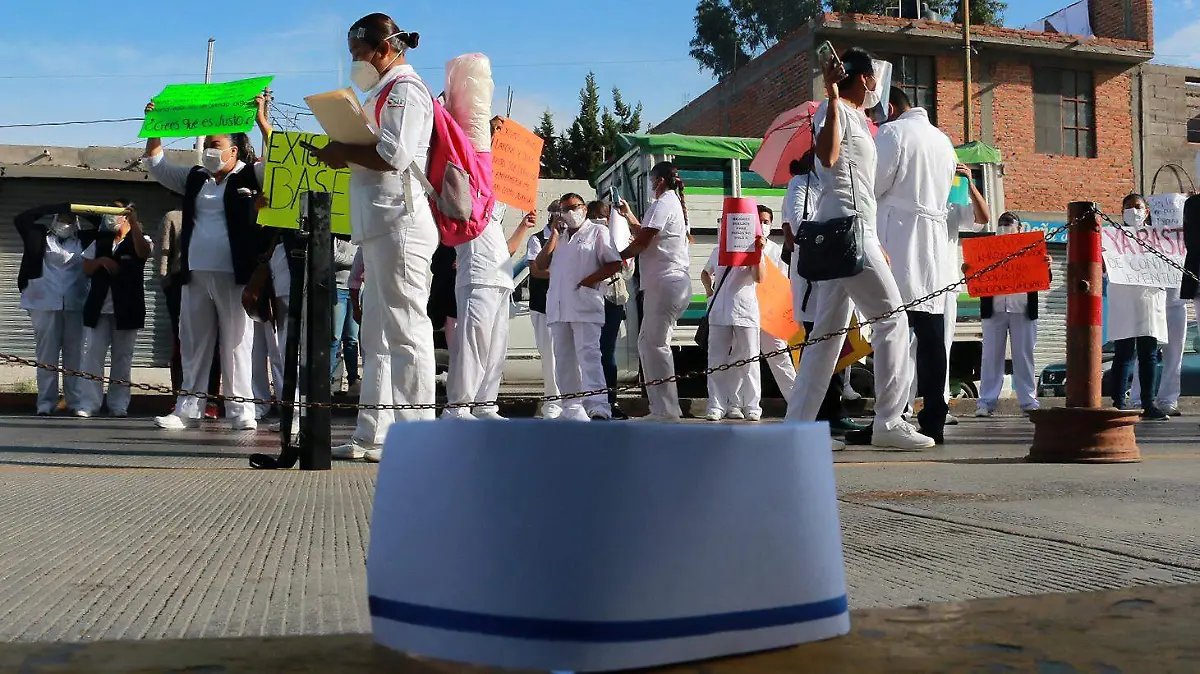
top-left (705, 267), bottom-right (732, 319)
top-left (802, 171), bottom-right (812, 221)
top-left (848, 160), bottom-right (860, 216)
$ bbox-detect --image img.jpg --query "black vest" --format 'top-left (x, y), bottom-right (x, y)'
top-left (180, 165), bottom-right (264, 286)
top-left (84, 233), bottom-right (147, 330)
top-left (980, 293), bottom-right (1040, 321)
top-left (529, 230), bottom-right (550, 314)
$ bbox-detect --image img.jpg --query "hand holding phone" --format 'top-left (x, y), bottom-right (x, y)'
top-left (297, 140), bottom-right (321, 154)
top-left (609, 186), bottom-right (620, 206)
top-left (817, 41), bottom-right (846, 99)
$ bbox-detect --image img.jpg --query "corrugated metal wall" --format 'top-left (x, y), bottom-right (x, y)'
top-left (0, 176), bottom-right (182, 367)
top-left (1035, 243), bottom-right (1069, 373)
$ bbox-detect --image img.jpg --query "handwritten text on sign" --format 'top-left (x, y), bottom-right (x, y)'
top-left (756, 262), bottom-right (799, 342)
top-left (258, 132), bottom-right (352, 236)
top-left (139, 76), bottom-right (273, 139)
top-left (1101, 225), bottom-right (1186, 288)
top-left (491, 120), bottom-right (544, 212)
top-left (962, 232), bottom-right (1051, 298)
top-left (1147, 193), bottom-right (1187, 231)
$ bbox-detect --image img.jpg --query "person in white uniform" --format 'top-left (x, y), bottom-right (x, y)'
top-left (144, 94), bottom-right (271, 432)
top-left (701, 232), bottom-right (766, 422)
top-left (14, 204), bottom-right (94, 416)
top-left (753, 205), bottom-right (797, 398)
top-left (972, 213), bottom-right (1045, 417)
top-left (314, 14), bottom-right (438, 461)
top-left (537, 198), bottom-right (624, 421)
top-left (873, 87), bottom-right (958, 444)
top-left (784, 47), bottom-right (935, 451)
top-left (526, 202), bottom-right (563, 419)
top-left (1108, 195), bottom-right (1170, 421)
top-left (617, 162), bottom-right (692, 421)
top-left (79, 203), bottom-right (153, 418)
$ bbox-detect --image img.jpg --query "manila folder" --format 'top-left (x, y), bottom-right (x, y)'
top-left (305, 88), bottom-right (377, 145)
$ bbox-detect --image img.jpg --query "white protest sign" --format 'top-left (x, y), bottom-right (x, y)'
top-left (1101, 225), bottom-right (1186, 288)
top-left (369, 421), bottom-right (850, 672)
top-left (1147, 193), bottom-right (1187, 230)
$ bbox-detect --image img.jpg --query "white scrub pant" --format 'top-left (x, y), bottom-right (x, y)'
top-left (759, 332), bottom-right (796, 398)
top-left (174, 271), bottom-right (255, 422)
top-left (251, 297), bottom-right (289, 418)
top-left (445, 284), bottom-right (511, 418)
top-left (980, 312), bottom-right (1038, 411)
top-left (707, 325), bottom-right (762, 416)
top-left (785, 241), bottom-right (910, 431)
top-left (1130, 298), bottom-right (1187, 408)
top-left (551, 321), bottom-right (609, 420)
top-left (354, 228), bottom-right (437, 447)
top-left (530, 310), bottom-right (562, 417)
top-left (80, 316), bottom-right (137, 415)
top-left (28, 309), bottom-right (85, 414)
top-left (639, 276), bottom-right (691, 418)
top-left (907, 292), bottom-right (957, 405)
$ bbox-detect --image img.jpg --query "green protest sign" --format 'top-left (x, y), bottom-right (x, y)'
top-left (139, 76), bottom-right (274, 138)
top-left (258, 131), bottom-right (352, 235)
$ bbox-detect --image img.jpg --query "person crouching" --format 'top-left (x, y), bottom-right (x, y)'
top-left (536, 198), bottom-right (624, 421)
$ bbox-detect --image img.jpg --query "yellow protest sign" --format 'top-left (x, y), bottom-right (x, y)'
top-left (258, 131), bottom-right (352, 235)
top-left (789, 316), bottom-right (873, 373)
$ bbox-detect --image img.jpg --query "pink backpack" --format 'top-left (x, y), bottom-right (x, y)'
top-left (375, 75), bottom-right (495, 247)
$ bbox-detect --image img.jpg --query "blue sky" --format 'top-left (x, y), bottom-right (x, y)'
top-left (0, 0), bottom-right (1197, 148)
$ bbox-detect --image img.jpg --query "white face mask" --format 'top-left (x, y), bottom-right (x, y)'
top-left (50, 217), bottom-right (78, 240)
top-left (862, 77), bottom-right (882, 109)
top-left (1123, 207), bottom-right (1147, 228)
top-left (563, 209), bottom-right (586, 231)
top-left (202, 147), bottom-right (229, 174)
top-left (761, 220), bottom-right (773, 237)
top-left (350, 60), bottom-right (382, 92)
top-left (101, 215), bottom-right (122, 233)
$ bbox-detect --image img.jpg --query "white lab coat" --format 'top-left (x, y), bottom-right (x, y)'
top-left (526, 228), bottom-right (561, 417)
top-left (874, 108), bottom-right (958, 314)
top-left (1107, 265), bottom-right (1168, 344)
top-left (347, 65), bottom-right (439, 448)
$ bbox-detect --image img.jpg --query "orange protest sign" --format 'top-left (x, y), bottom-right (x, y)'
top-left (491, 120), bottom-right (544, 212)
top-left (962, 232), bottom-right (1051, 298)
top-left (756, 262), bottom-right (800, 341)
top-left (788, 316), bottom-right (873, 373)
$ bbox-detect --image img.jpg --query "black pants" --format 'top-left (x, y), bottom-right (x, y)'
top-left (1111, 336), bottom-right (1159, 410)
top-left (908, 311), bottom-right (948, 440)
top-left (803, 322), bottom-right (844, 422)
top-left (601, 300), bottom-right (626, 406)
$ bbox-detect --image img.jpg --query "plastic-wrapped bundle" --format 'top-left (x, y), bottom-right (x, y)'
top-left (446, 53), bottom-right (495, 153)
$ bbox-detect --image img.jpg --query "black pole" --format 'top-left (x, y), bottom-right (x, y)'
top-left (299, 191), bottom-right (333, 471)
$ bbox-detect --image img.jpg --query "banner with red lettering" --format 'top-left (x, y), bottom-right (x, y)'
top-left (1100, 225), bottom-right (1187, 288)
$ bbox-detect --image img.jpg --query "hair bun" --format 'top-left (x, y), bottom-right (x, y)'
top-left (406, 32), bottom-right (420, 49)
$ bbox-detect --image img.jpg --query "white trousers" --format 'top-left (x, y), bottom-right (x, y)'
top-left (707, 325), bottom-right (762, 415)
top-left (80, 316), bottom-right (138, 415)
top-left (907, 292), bottom-right (958, 405)
top-left (785, 240), bottom-right (910, 430)
top-left (354, 228), bottom-right (437, 447)
top-left (551, 321), bottom-right (608, 420)
top-left (445, 284), bottom-right (512, 417)
top-left (639, 276), bottom-right (691, 418)
top-left (530, 310), bottom-right (562, 416)
top-left (980, 312), bottom-right (1038, 411)
top-left (28, 309), bottom-right (85, 414)
top-left (175, 271), bottom-right (255, 422)
top-left (1130, 298), bottom-right (1187, 408)
top-left (759, 332), bottom-right (796, 398)
top-left (252, 297), bottom-right (289, 418)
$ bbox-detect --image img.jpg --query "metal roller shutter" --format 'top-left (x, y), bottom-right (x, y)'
top-left (0, 176), bottom-right (181, 367)
top-left (1034, 242), bottom-right (1069, 373)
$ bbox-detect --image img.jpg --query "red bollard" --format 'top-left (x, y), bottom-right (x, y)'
top-left (1028, 202), bottom-right (1141, 463)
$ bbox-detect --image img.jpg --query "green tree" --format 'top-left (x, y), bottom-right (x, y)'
top-left (534, 111), bottom-right (565, 179)
top-left (562, 73), bottom-right (605, 180)
top-left (601, 87), bottom-right (644, 162)
top-left (829, 0), bottom-right (1006, 25)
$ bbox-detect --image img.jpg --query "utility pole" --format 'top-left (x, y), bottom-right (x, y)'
top-left (962, 0), bottom-right (973, 143)
top-left (196, 38), bottom-right (215, 162)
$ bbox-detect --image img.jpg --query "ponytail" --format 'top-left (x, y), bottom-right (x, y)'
top-left (675, 180), bottom-right (692, 242)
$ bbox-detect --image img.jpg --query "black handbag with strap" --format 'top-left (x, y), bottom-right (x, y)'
top-left (695, 267), bottom-right (732, 352)
top-left (794, 160), bottom-right (866, 282)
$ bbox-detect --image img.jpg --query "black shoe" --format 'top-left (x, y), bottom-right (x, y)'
top-left (1142, 407), bottom-right (1171, 422)
top-left (611, 406), bottom-right (629, 421)
top-left (828, 417), bottom-right (868, 435)
top-left (843, 428), bottom-right (873, 446)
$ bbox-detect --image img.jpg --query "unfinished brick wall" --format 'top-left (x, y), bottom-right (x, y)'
top-left (1091, 0), bottom-right (1154, 48)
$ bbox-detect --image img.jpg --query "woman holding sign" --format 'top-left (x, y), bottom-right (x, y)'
top-left (701, 235), bottom-right (767, 422)
top-left (143, 94), bottom-right (271, 432)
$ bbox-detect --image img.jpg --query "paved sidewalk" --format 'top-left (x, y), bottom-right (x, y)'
top-left (0, 414), bottom-right (1197, 642)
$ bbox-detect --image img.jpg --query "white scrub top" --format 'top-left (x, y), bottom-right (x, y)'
top-left (782, 174), bottom-right (821, 229)
top-left (546, 221), bottom-right (621, 325)
top-left (639, 190), bottom-right (690, 288)
top-left (703, 250), bottom-right (761, 329)
top-left (21, 234), bottom-right (87, 312)
top-left (813, 99), bottom-right (878, 236)
top-left (456, 202), bottom-right (514, 290)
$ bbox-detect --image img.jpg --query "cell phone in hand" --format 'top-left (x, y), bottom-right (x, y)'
top-left (297, 140), bottom-right (321, 154)
top-left (609, 186), bottom-right (620, 206)
top-left (816, 41), bottom-right (841, 73)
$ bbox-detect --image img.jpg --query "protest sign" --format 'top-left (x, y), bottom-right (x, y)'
top-left (756, 262), bottom-right (799, 341)
top-left (140, 76), bottom-right (273, 139)
top-left (719, 197), bottom-right (763, 267)
top-left (1147, 193), bottom-right (1187, 230)
top-left (788, 316), bottom-right (873, 373)
top-left (1101, 225), bottom-right (1186, 288)
top-left (962, 232), bottom-right (1051, 298)
top-left (491, 120), bottom-right (543, 212)
top-left (258, 132), bottom-right (352, 236)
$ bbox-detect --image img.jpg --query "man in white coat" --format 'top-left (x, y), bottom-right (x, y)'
top-left (872, 87), bottom-right (958, 445)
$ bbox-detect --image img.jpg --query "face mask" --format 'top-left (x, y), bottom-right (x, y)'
top-left (202, 147), bottom-right (229, 174)
top-left (101, 215), bottom-right (122, 233)
top-left (563, 209), bottom-right (586, 231)
top-left (862, 78), bottom-right (882, 109)
top-left (761, 221), bottom-right (773, 237)
top-left (50, 217), bottom-right (78, 240)
top-left (1123, 208), bottom-right (1147, 228)
top-left (350, 60), bottom-right (382, 92)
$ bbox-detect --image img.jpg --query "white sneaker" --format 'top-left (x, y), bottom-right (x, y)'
top-left (346, 381), bottom-right (361, 397)
top-left (332, 443), bottom-right (368, 461)
top-left (473, 410), bottom-right (507, 421)
top-left (872, 425), bottom-right (936, 451)
top-left (441, 409), bottom-right (476, 421)
top-left (841, 387), bottom-right (862, 402)
top-left (542, 406), bottom-right (563, 420)
top-left (232, 417), bottom-right (258, 431)
top-left (746, 411), bottom-right (763, 422)
top-left (705, 410), bottom-right (725, 422)
top-left (975, 407), bottom-right (994, 418)
top-left (945, 413), bottom-right (959, 426)
top-left (269, 420), bottom-right (300, 434)
top-left (831, 438), bottom-right (847, 451)
top-left (726, 409), bottom-right (746, 420)
top-left (901, 406), bottom-right (915, 422)
top-left (73, 409), bottom-right (92, 418)
top-left (154, 414), bottom-right (187, 430)
top-left (364, 448), bottom-right (384, 464)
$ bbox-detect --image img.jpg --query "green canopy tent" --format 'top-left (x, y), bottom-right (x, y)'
top-left (615, 133), bottom-right (763, 161)
top-left (955, 141), bottom-right (1002, 165)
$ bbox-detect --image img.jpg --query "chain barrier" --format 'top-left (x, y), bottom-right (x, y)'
top-left (0, 221), bottom-right (1073, 413)
top-left (1093, 208), bottom-right (1200, 286)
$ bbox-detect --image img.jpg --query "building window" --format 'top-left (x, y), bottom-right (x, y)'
top-left (886, 55), bottom-right (937, 124)
top-left (1033, 68), bottom-right (1096, 158)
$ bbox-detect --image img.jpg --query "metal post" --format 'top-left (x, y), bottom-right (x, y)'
top-left (196, 38), bottom-right (215, 164)
top-left (299, 192), bottom-right (333, 471)
top-left (962, 0), bottom-right (973, 143)
top-left (1028, 202), bottom-right (1141, 463)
